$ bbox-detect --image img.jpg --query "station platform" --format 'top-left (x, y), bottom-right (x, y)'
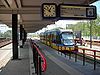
top-left (0, 43), bottom-right (30, 75)
top-left (0, 40), bottom-right (100, 75)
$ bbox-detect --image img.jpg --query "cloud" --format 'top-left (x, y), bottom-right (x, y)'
top-left (0, 24), bottom-right (12, 33)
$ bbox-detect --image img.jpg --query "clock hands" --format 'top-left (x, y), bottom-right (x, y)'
top-left (48, 6), bottom-right (52, 12)
top-left (43, 4), bottom-right (56, 17)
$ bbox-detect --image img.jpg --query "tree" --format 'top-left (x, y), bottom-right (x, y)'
top-left (0, 31), bottom-right (4, 37)
top-left (3, 30), bottom-right (12, 38)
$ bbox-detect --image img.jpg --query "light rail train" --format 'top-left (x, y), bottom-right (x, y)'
top-left (40, 29), bottom-right (78, 52)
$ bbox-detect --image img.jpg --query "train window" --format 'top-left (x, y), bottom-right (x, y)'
top-left (61, 32), bottom-right (74, 45)
top-left (62, 32), bottom-right (73, 39)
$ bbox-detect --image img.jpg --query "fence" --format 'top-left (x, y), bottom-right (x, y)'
top-left (78, 47), bottom-right (100, 70)
top-left (65, 46), bottom-right (100, 70)
top-left (57, 45), bottom-right (100, 70)
top-left (30, 40), bottom-right (47, 75)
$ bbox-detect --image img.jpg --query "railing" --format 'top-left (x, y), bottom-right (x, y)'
top-left (65, 46), bottom-right (100, 70)
top-left (31, 40), bottom-right (47, 75)
top-left (75, 38), bottom-right (100, 46)
top-left (56, 45), bottom-right (100, 70)
top-left (78, 47), bottom-right (100, 70)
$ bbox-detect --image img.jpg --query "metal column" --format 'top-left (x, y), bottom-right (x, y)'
top-left (22, 28), bottom-right (24, 45)
top-left (20, 25), bottom-right (23, 48)
top-left (12, 14), bottom-right (18, 59)
top-left (90, 20), bottom-right (92, 48)
top-left (24, 30), bottom-right (27, 43)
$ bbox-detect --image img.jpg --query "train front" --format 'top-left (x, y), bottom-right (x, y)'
top-left (59, 30), bottom-right (78, 52)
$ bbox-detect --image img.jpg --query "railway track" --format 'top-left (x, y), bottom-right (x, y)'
top-left (0, 40), bottom-right (12, 48)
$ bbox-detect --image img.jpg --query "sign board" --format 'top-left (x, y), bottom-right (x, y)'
top-left (58, 4), bottom-right (97, 20)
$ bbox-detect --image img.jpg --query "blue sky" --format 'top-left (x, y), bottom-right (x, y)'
top-left (91, 0), bottom-right (100, 15)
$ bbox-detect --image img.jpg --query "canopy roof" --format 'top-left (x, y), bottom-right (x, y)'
top-left (0, 0), bottom-right (98, 33)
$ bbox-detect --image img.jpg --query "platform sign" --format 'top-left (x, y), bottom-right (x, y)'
top-left (59, 4), bottom-right (97, 20)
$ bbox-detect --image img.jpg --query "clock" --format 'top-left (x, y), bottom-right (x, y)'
top-left (42, 3), bottom-right (57, 19)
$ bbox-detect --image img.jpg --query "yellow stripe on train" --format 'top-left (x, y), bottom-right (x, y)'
top-left (51, 43), bottom-right (75, 51)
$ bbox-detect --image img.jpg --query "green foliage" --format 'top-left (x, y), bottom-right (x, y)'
top-left (67, 15), bottom-right (100, 37)
top-left (0, 30), bottom-right (12, 39)
top-left (0, 32), bottom-right (4, 37)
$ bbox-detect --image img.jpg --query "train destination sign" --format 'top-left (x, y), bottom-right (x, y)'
top-left (59, 4), bottom-right (97, 20)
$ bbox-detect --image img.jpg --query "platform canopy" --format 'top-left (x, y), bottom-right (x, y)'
top-left (0, 0), bottom-right (98, 33)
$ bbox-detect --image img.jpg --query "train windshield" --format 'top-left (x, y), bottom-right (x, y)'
top-left (61, 32), bottom-right (74, 46)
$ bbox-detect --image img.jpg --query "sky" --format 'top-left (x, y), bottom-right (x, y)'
top-left (91, 0), bottom-right (100, 15)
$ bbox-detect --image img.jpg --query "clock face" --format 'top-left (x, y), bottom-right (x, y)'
top-left (42, 3), bottom-right (57, 18)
